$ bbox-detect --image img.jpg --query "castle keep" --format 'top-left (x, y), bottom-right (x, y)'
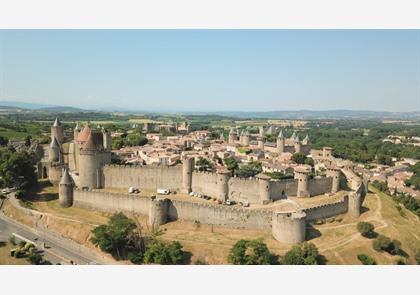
top-left (40, 118), bottom-right (367, 245)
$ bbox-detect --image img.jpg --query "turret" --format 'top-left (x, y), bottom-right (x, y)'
top-left (242, 130), bottom-right (250, 146)
top-left (276, 130), bottom-right (285, 153)
top-left (74, 122), bottom-right (81, 141)
top-left (51, 117), bottom-right (64, 144)
top-left (148, 198), bottom-right (169, 228)
top-left (78, 133), bottom-right (102, 188)
top-left (290, 131), bottom-right (296, 141)
top-left (182, 156), bottom-right (194, 194)
top-left (102, 127), bottom-right (112, 152)
top-left (294, 135), bottom-right (302, 153)
top-left (323, 146), bottom-right (333, 158)
top-left (49, 136), bottom-right (60, 162)
top-left (348, 192), bottom-right (361, 218)
top-left (59, 168), bottom-right (74, 207)
top-left (265, 125), bottom-right (274, 136)
top-left (302, 134), bottom-right (310, 145)
top-left (257, 136), bottom-right (264, 150)
top-left (294, 165), bottom-right (311, 197)
top-left (228, 128), bottom-right (237, 145)
top-left (257, 174), bottom-right (271, 204)
top-left (259, 126), bottom-right (264, 137)
top-left (326, 165), bottom-right (341, 193)
top-left (272, 210), bottom-right (306, 244)
top-left (216, 171), bottom-right (231, 202)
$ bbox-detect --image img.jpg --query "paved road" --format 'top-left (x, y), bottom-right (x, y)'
top-left (0, 200), bottom-right (110, 265)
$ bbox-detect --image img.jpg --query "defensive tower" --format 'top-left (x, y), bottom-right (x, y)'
top-left (59, 168), bottom-right (74, 207)
top-left (51, 117), bottom-right (64, 144)
top-left (294, 165), bottom-right (311, 197)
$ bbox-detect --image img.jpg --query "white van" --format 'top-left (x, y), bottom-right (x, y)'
top-left (157, 188), bottom-right (170, 195)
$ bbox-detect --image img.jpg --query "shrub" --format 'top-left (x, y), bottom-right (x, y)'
top-left (282, 242), bottom-right (321, 265)
top-left (27, 253), bottom-right (44, 265)
top-left (143, 240), bottom-right (185, 265)
top-left (357, 222), bottom-right (375, 238)
top-left (357, 254), bottom-right (377, 265)
top-left (228, 239), bottom-right (277, 265)
top-left (372, 235), bottom-right (401, 255)
top-left (127, 252), bottom-right (143, 264)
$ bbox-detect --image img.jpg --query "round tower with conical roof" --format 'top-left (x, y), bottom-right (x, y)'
top-left (59, 168), bottom-right (74, 207)
top-left (294, 135), bottom-right (302, 153)
top-left (49, 136), bottom-right (60, 162)
top-left (78, 132), bottom-right (103, 188)
top-left (243, 130), bottom-right (250, 146)
top-left (276, 130), bottom-right (285, 153)
top-left (228, 128), bottom-right (237, 145)
top-left (51, 117), bottom-right (64, 144)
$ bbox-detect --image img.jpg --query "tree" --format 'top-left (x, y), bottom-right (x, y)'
top-left (291, 152), bottom-right (307, 164)
top-left (372, 234), bottom-right (401, 255)
top-left (224, 157), bottom-right (238, 171)
top-left (357, 254), bottom-right (376, 265)
top-left (304, 157), bottom-right (315, 166)
top-left (235, 162), bottom-right (262, 178)
top-left (91, 213), bottom-right (138, 260)
top-left (0, 148), bottom-right (37, 189)
top-left (126, 134), bottom-right (148, 147)
top-left (282, 242), bottom-right (321, 265)
top-left (0, 136), bottom-right (8, 146)
top-left (196, 157), bottom-right (213, 171)
top-left (143, 240), bottom-right (185, 265)
top-left (227, 239), bottom-right (277, 265)
top-left (112, 137), bottom-right (124, 149)
top-left (357, 222), bottom-right (375, 238)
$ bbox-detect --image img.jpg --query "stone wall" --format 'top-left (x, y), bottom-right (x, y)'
top-left (228, 177), bottom-right (260, 203)
top-left (103, 164), bottom-right (183, 191)
top-left (191, 171), bottom-right (220, 197)
top-left (308, 177), bottom-right (333, 196)
top-left (73, 189), bottom-right (272, 230)
top-left (270, 179), bottom-right (298, 200)
top-left (303, 195), bottom-right (349, 221)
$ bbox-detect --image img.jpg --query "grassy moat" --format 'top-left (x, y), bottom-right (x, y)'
top-left (5, 180), bottom-right (420, 264)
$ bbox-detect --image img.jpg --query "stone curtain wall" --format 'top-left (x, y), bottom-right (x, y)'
top-left (303, 195), bottom-right (349, 221)
top-left (73, 189), bottom-right (150, 215)
top-left (228, 177), bottom-right (260, 203)
top-left (191, 171), bottom-right (220, 197)
top-left (73, 189), bottom-right (272, 230)
top-left (308, 177), bottom-right (333, 196)
top-left (103, 164), bottom-right (183, 191)
top-left (270, 179), bottom-right (298, 200)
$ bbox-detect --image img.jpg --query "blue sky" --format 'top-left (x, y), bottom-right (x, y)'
top-left (0, 30), bottom-right (418, 112)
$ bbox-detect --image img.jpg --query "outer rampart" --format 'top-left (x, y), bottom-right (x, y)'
top-left (73, 189), bottom-right (272, 230)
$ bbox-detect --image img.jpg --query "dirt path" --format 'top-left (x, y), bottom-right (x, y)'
top-left (319, 192), bottom-right (387, 252)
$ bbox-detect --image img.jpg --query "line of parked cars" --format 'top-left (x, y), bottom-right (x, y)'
top-left (188, 191), bottom-right (250, 207)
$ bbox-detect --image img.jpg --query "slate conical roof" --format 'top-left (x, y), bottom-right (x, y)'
top-left (290, 131), bottom-right (296, 140)
top-left (303, 134), bottom-right (310, 144)
top-left (53, 117), bottom-right (61, 127)
top-left (278, 130), bottom-right (284, 139)
top-left (74, 122), bottom-right (81, 131)
top-left (59, 169), bottom-right (73, 185)
top-left (50, 136), bottom-right (60, 148)
top-left (294, 135), bottom-right (300, 143)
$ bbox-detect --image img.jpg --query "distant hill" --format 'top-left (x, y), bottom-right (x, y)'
top-left (184, 110), bottom-right (420, 120)
top-left (37, 106), bottom-right (87, 113)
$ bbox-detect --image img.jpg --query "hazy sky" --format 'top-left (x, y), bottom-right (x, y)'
top-left (0, 30), bottom-right (419, 112)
